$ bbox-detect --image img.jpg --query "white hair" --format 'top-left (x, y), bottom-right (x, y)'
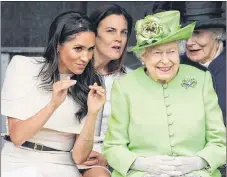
top-left (133, 48), bottom-right (145, 60)
top-left (133, 41), bottom-right (186, 62)
top-left (208, 28), bottom-right (226, 41)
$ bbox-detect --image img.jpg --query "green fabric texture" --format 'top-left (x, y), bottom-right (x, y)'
top-left (103, 65), bottom-right (226, 177)
top-left (130, 11), bottom-right (196, 52)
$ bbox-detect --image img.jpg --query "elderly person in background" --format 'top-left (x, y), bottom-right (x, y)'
top-left (179, 2), bottom-right (226, 126)
top-left (103, 10), bottom-right (226, 177)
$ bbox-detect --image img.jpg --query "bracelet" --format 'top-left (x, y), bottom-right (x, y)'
top-left (79, 134), bottom-right (93, 141)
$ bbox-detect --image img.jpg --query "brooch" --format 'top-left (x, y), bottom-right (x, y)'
top-left (181, 78), bottom-right (197, 89)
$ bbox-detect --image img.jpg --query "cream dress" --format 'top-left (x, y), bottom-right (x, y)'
top-left (1, 55), bottom-right (86, 177)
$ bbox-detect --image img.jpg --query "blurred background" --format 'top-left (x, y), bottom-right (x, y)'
top-left (1, 1), bottom-right (226, 143)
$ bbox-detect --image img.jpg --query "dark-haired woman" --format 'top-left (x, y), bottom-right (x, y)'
top-left (77, 4), bottom-right (133, 177)
top-left (1, 11), bottom-right (106, 177)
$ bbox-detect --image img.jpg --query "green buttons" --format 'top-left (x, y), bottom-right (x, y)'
top-left (168, 120), bottom-right (173, 125)
top-left (169, 132), bottom-right (174, 137)
top-left (162, 84), bottom-right (168, 89)
top-left (164, 92), bottom-right (169, 98)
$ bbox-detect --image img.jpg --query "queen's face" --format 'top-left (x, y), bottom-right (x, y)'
top-left (186, 29), bottom-right (218, 63)
top-left (141, 41), bottom-right (180, 83)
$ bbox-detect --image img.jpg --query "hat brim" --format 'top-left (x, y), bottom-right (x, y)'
top-left (183, 19), bottom-right (226, 30)
top-left (130, 22), bottom-right (196, 52)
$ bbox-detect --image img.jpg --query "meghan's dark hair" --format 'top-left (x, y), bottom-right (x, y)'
top-left (37, 11), bottom-right (101, 122)
top-left (89, 4), bottom-right (133, 73)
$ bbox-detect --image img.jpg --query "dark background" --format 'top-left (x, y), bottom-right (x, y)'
top-left (1, 1), bottom-right (160, 48)
top-left (1, 2), bottom-right (87, 47)
top-left (1, 1), bottom-right (226, 69)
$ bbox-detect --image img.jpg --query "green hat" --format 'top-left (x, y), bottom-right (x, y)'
top-left (130, 11), bottom-right (196, 52)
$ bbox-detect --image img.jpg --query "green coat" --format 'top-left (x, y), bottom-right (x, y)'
top-left (103, 65), bottom-right (226, 177)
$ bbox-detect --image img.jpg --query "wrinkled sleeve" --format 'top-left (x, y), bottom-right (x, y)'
top-left (196, 71), bottom-right (226, 174)
top-left (103, 80), bottom-right (139, 176)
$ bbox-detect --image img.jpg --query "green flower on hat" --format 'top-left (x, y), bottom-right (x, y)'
top-left (130, 11), bottom-right (196, 52)
top-left (135, 15), bottom-right (171, 46)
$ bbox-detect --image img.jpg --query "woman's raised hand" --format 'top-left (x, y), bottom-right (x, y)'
top-left (87, 82), bottom-right (106, 117)
top-left (50, 76), bottom-right (77, 109)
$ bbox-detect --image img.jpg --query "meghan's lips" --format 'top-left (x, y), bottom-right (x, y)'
top-left (157, 66), bottom-right (172, 72)
top-left (76, 63), bottom-right (86, 69)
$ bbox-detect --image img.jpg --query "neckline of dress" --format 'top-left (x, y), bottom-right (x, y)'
top-left (59, 73), bottom-right (74, 77)
top-left (59, 73), bottom-right (74, 80)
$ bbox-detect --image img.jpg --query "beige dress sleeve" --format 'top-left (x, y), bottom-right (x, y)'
top-left (1, 55), bottom-right (85, 134)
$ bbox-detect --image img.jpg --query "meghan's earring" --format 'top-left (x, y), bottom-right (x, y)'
top-left (57, 45), bottom-right (60, 54)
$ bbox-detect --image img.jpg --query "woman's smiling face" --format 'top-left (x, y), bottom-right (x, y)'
top-left (186, 29), bottom-right (218, 63)
top-left (141, 41), bottom-right (180, 83)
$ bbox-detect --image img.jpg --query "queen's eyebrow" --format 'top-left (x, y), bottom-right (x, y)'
top-left (167, 47), bottom-right (177, 50)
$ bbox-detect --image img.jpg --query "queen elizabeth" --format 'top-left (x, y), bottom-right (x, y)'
top-left (103, 11), bottom-right (226, 177)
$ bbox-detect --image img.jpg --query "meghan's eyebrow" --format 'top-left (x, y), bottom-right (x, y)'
top-left (73, 45), bottom-right (95, 49)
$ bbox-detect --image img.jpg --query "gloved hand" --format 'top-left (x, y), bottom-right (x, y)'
top-left (131, 155), bottom-right (183, 176)
top-left (173, 156), bottom-right (206, 175)
top-left (143, 173), bottom-right (201, 177)
top-left (184, 174), bottom-right (201, 177)
top-left (143, 173), bottom-right (171, 177)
